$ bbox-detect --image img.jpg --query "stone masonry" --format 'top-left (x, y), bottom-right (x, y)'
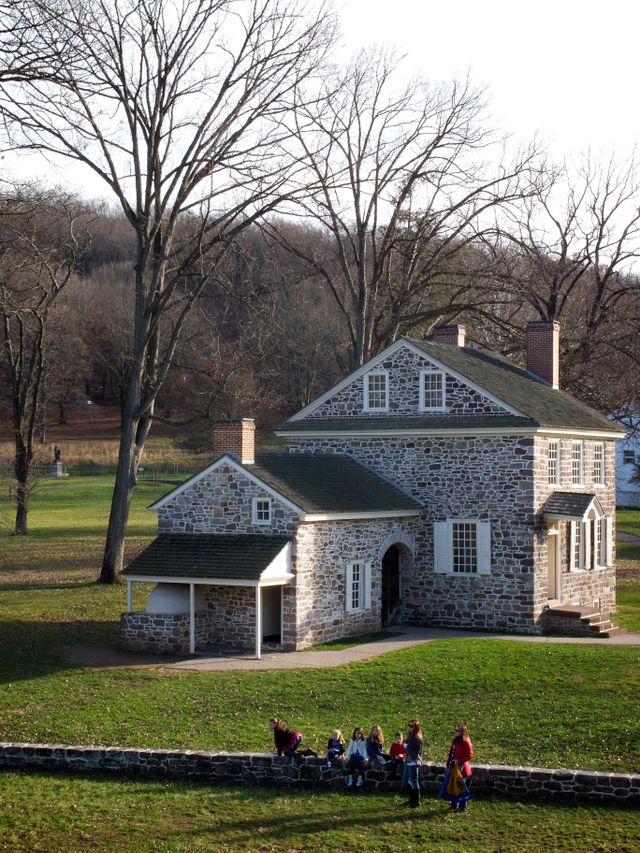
top-left (1, 743), bottom-right (638, 805)
top-left (308, 346), bottom-right (508, 419)
top-left (120, 611), bottom-right (209, 654)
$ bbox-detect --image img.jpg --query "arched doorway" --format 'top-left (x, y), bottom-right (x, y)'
top-left (381, 545), bottom-right (402, 627)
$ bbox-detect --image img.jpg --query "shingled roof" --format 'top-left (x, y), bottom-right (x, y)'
top-left (250, 453), bottom-right (420, 515)
top-left (123, 534), bottom-right (291, 580)
top-left (278, 338), bottom-right (622, 435)
top-left (542, 492), bottom-right (604, 520)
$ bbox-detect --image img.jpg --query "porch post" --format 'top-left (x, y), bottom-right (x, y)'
top-left (255, 583), bottom-right (262, 660)
top-left (127, 579), bottom-right (133, 612)
top-left (189, 583), bottom-right (196, 655)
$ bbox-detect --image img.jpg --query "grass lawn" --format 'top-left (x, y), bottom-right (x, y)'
top-left (0, 773), bottom-right (639, 853)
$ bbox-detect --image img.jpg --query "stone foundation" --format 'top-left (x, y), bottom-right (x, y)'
top-left (120, 611), bottom-right (209, 654)
top-left (0, 743), bottom-right (638, 804)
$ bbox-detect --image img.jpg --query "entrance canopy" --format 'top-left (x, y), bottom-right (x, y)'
top-left (123, 534), bottom-right (293, 657)
top-left (542, 492), bottom-right (604, 522)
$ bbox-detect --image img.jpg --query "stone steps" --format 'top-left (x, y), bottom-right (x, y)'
top-left (543, 604), bottom-right (625, 638)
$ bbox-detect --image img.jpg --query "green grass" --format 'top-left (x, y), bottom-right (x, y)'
top-left (616, 508), bottom-right (640, 560)
top-left (0, 773), bottom-right (638, 853)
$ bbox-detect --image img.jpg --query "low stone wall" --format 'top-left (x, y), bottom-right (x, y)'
top-left (120, 611), bottom-right (209, 654)
top-left (0, 744), bottom-right (638, 805)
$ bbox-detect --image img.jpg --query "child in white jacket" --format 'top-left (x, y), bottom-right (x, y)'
top-left (345, 726), bottom-right (370, 787)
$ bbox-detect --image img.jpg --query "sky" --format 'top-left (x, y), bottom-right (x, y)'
top-left (5, 0), bottom-right (639, 198)
top-left (338, 0), bottom-right (639, 162)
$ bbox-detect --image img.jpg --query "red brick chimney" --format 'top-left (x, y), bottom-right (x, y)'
top-left (526, 321), bottom-right (560, 389)
top-left (431, 324), bottom-right (466, 347)
top-left (212, 418), bottom-right (255, 465)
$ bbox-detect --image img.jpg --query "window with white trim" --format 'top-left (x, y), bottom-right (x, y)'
top-left (420, 366), bottom-right (446, 411)
top-left (571, 521), bottom-right (583, 570)
top-left (571, 441), bottom-right (583, 485)
top-left (364, 371), bottom-right (388, 411)
top-left (433, 520), bottom-right (491, 575)
top-left (548, 439), bottom-right (560, 485)
top-left (345, 561), bottom-right (372, 612)
top-left (623, 449), bottom-right (635, 465)
top-left (252, 497), bottom-right (271, 525)
top-left (594, 518), bottom-right (604, 568)
top-left (593, 443), bottom-right (605, 486)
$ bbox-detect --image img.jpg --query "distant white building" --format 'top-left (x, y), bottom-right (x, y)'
top-left (615, 414), bottom-right (640, 507)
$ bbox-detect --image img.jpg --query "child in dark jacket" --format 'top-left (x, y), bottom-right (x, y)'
top-left (365, 724), bottom-right (387, 766)
top-left (326, 729), bottom-right (346, 767)
top-left (269, 717), bottom-right (302, 756)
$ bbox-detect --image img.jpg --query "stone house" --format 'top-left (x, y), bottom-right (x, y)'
top-left (122, 321), bottom-right (624, 656)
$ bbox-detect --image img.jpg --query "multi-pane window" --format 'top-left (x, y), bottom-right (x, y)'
top-left (593, 443), bottom-right (605, 486)
top-left (452, 523), bottom-right (478, 574)
top-left (571, 441), bottom-right (583, 485)
top-left (594, 518), bottom-right (604, 568)
top-left (572, 522), bottom-right (583, 569)
top-left (252, 498), bottom-right (271, 524)
top-left (623, 449), bottom-right (635, 465)
top-left (421, 367), bottom-right (445, 410)
top-left (350, 562), bottom-right (362, 610)
top-left (548, 440), bottom-right (560, 485)
top-left (364, 372), bottom-right (388, 411)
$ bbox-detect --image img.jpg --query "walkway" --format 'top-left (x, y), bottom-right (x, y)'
top-left (60, 625), bottom-right (640, 673)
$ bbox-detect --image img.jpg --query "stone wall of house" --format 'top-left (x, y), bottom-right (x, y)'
top-left (288, 434), bottom-right (538, 633)
top-left (532, 437), bottom-right (617, 622)
top-left (1, 744), bottom-right (638, 804)
top-left (156, 462), bottom-right (298, 536)
top-left (307, 345), bottom-right (510, 419)
top-left (292, 519), bottom-right (419, 649)
top-left (120, 611), bottom-right (209, 654)
top-left (203, 585), bottom-right (259, 650)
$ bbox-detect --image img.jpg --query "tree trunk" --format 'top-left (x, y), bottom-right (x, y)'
top-left (14, 445), bottom-right (29, 535)
top-left (99, 410), bottom-right (139, 583)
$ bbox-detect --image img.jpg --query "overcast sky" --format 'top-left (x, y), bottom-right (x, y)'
top-left (338, 0), bottom-right (639, 162)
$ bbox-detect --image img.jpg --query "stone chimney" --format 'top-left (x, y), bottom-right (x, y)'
top-left (212, 418), bottom-right (255, 465)
top-left (431, 324), bottom-right (466, 347)
top-left (526, 321), bottom-right (560, 389)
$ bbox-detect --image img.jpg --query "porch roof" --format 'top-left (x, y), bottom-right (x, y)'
top-left (122, 534), bottom-right (292, 582)
top-left (542, 492), bottom-right (604, 521)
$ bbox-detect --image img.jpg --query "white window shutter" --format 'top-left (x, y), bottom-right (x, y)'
top-left (605, 517), bottom-right (614, 566)
top-left (345, 563), bottom-right (354, 613)
top-left (433, 522), bottom-right (450, 573)
top-left (364, 563), bottom-right (372, 609)
top-left (476, 523), bottom-right (491, 574)
top-left (569, 521), bottom-right (576, 571)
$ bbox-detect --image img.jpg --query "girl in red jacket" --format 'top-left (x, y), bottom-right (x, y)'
top-left (446, 724), bottom-right (474, 811)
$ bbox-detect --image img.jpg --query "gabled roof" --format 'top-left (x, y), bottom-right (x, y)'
top-left (251, 453), bottom-right (421, 515)
top-left (278, 337), bottom-right (623, 436)
top-left (123, 534), bottom-right (291, 581)
top-left (149, 451), bottom-right (421, 519)
top-left (409, 340), bottom-right (619, 434)
top-left (542, 492), bottom-right (604, 521)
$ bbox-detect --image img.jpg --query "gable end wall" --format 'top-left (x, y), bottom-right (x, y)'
top-left (307, 346), bottom-right (511, 419)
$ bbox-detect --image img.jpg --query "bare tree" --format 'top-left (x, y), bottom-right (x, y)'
top-left (493, 155), bottom-right (640, 412)
top-left (270, 49), bottom-right (542, 366)
top-left (0, 0), bottom-right (334, 580)
top-left (0, 186), bottom-right (86, 533)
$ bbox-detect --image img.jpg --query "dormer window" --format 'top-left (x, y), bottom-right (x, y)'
top-left (364, 371), bottom-right (388, 412)
top-left (419, 366), bottom-right (446, 411)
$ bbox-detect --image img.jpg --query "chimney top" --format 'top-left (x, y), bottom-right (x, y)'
top-left (526, 321), bottom-right (560, 390)
top-left (431, 324), bottom-right (466, 347)
top-left (212, 418), bottom-right (255, 465)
